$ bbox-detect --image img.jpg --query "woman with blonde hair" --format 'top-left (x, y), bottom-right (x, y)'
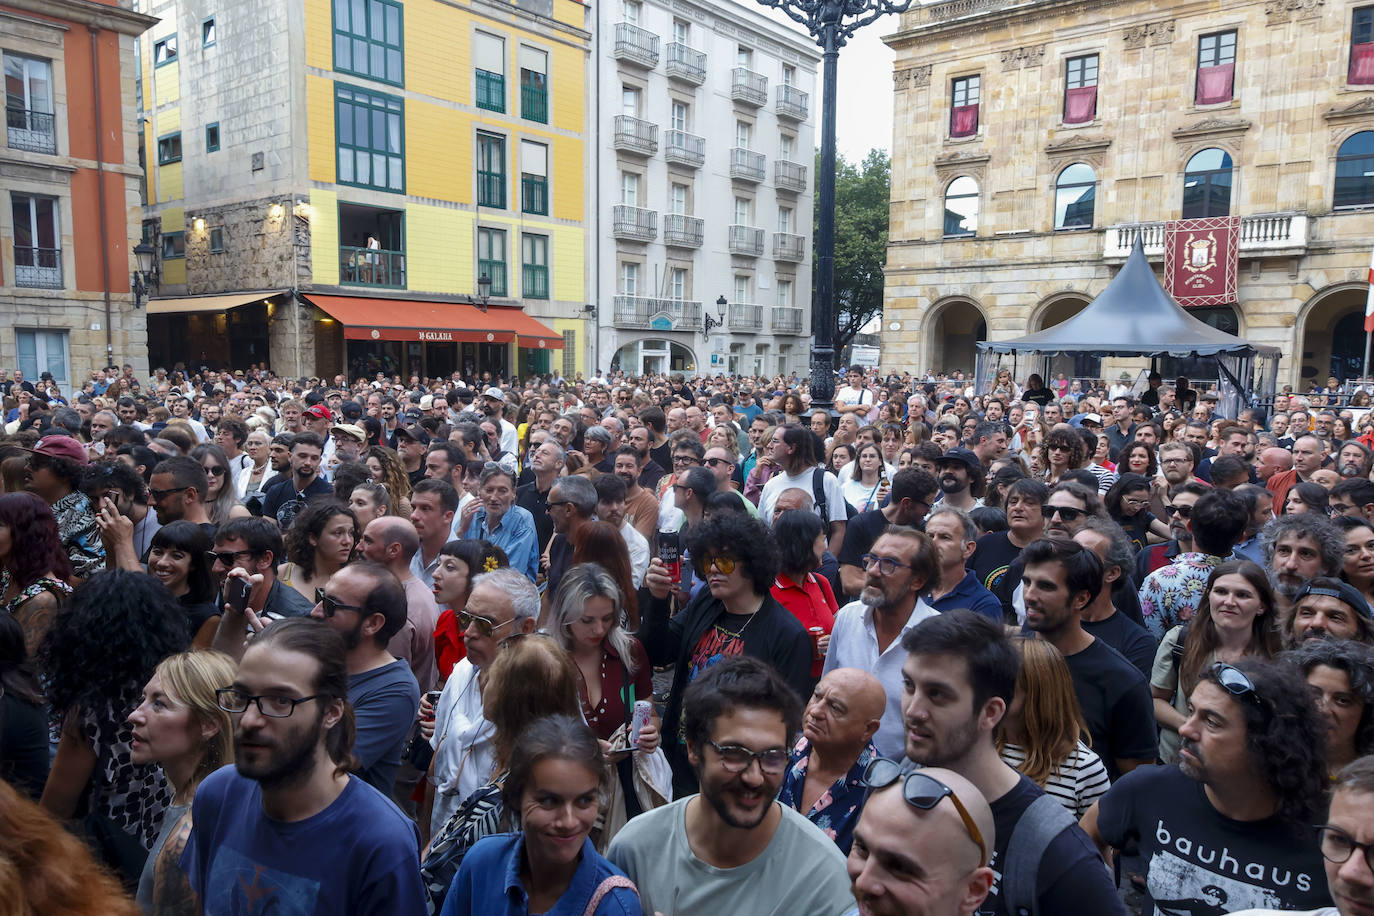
top-left (126, 649), bottom-right (237, 913)
top-left (365, 445), bottom-right (413, 517)
top-left (996, 637), bottom-right (1109, 817)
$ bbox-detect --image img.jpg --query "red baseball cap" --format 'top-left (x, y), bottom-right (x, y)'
top-left (25, 435), bottom-right (90, 466)
top-left (303, 404), bottom-right (332, 421)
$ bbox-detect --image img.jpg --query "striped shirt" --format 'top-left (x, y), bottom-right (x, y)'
top-left (999, 741), bottom-right (1111, 817)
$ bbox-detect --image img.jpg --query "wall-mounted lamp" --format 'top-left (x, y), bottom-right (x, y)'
top-left (463, 273), bottom-right (493, 313)
top-left (192, 217), bottom-right (206, 232)
top-left (132, 241), bottom-right (158, 309)
top-left (582, 304), bottom-right (597, 317)
top-left (703, 295), bottom-right (727, 337)
top-left (268, 203), bottom-right (285, 220)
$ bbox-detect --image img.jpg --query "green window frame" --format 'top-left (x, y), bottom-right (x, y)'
top-left (161, 231), bottom-right (185, 259)
top-left (153, 36), bottom-right (177, 67)
top-left (520, 68), bottom-right (547, 123)
top-left (477, 227), bottom-right (507, 296)
top-left (477, 132), bottom-right (505, 209)
top-left (521, 233), bottom-right (549, 299)
top-left (476, 68), bottom-right (505, 113)
top-left (206, 123), bottom-right (220, 152)
top-left (521, 172), bottom-right (547, 215)
top-left (157, 132), bottom-right (182, 164)
top-left (336, 84), bottom-right (404, 193)
top-left (209, 227), bottom-right (224, 252)
top-left (333, 0), bottom-right (403, 87)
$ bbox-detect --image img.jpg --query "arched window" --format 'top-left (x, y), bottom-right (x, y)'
top-left (1181, 148), bottom-right (1233, 218)
top-left (1335, 131), bottom-right (1374, 209)
top-left (1054, 163), bottom-right (1096, 230)
top-left (943, 176), bottom-right (979, 238)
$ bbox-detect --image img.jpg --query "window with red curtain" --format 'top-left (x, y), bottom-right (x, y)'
top-left (950, 75), bottom-right (980, 138)
top-left (1063, 54), bottom-right (1098, 124)
top-left (1354, 8), bottom-right (1374, 84)
top-left (1195, 31), bottom-right (1236, 103)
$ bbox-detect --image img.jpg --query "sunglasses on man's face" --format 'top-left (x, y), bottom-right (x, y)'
top-left (1045, 505), bottom-right (1085, 521)
top-left (695, 554), bottom-right (738, 577)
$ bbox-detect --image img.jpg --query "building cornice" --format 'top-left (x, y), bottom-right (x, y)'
top-left (1324, 95), bottom-right (1374, 124)
top-left (885, 0), bottom-right (1225, 48)
top-left (1, 0), bottom-right (158, 36)
top-left (1171, 116), bottom-right (1252, 141)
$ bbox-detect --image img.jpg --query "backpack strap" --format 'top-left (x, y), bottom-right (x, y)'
top-left (1000, 793), bottom-right (1076, 916)
top-left (811, 466), bottom-right (828, 519)
top-left (582, 875), bottom-right (637, 916)
top-left (1170, 623), bottom-right (1190, 666)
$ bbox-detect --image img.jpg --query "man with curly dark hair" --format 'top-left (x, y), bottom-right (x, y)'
top-left (1084, 657), bottom-right (1334, 914)
top-left (640, 512), bottom-right (813, 796)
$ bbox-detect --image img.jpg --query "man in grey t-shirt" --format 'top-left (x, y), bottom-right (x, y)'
top-left (606, 656), bottom-right (853, 916)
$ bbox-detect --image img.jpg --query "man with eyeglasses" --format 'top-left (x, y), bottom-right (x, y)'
top-left (1138, 487), bottom-right (1249, 641)
top-left (996, 481), bottom-right (1104, 624)
top-left (208, 519), bottom-right (317, 648)
top-left (541, 476), bottom-right (598, 617)
top-left (704, 446), bottom-right (755, 516)
top-left (147, 455), bottom-right (215, 534)
top-left (183, 618), bottom-right (428, 915)
top-left (900, 611), bottom-right (1125, 916)
top-left (607, 655), bottom-right (854, 916)
top-left (836, 468), bottom-right (939, 599)
top-left (425, 568), bottom-right (538, 835)
top-left (1084, 658), bottom-right (1333, 915)
top-left (847, 764), bottom-right (997, 916)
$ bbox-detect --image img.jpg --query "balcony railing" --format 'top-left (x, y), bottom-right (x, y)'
top-left (522, 264), bottom-right (549, 299)
top-left (664, 129), bottom-right (705, 168)
top-left (729, 147), bottom-right (766, 182)
top-left (520, 82), bottom-right (548, 123)
top-left (731, 68), bottom-right (768, 106)
top-left (613, 295), bottom-right (702, 330)
top-left (6, 108), bottom-right (56, 154)
top-left (773, 232), bottom-right (806, 262)
top-left (13, 246), bottom-right (62, 289)
top-left (521, 174), bottom-right (548, 215)
top-left (772, 306), bottom-right (804, 334)
top-left (728, 225), bottom-right (764, 257)
top-left (614, 22), bottom-right (659, 68)
top-left (340, 245), bottom-right (406, 288)
top-left (613, 115), bottom-right (658, 156)
top-left (775, 159), bottom-right (808, 193)
top-left (728, 303), bottom-right (764, 331)
top-left (663, 214), bottom-right (704, 248)
top-left (612, 205), bottom-right (657, 242)
top-left (665, 42), bottom-right (707, 85)
top-left (776, 85), bottom-right (809, 121)
top-left (1102, 212), bottom-right (1310, 260)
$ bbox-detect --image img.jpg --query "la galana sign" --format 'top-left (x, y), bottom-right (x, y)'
top-left (417, 331), bottom-right (454, 342)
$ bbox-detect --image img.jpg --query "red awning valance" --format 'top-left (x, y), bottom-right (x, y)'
top-left (302, 294), bottom-right (562, 348)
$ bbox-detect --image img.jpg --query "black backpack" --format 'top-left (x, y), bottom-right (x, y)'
top-left (811, 467), bottom-right (857, 521)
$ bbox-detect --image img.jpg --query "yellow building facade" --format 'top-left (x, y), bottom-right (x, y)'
top-left (137, 0), bottom-right (590, 380)
top-left (883, 0), bottom-right (1374, 389)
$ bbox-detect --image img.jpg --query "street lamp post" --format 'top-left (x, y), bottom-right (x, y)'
top-left (755, 0), bottom-right (912, 411)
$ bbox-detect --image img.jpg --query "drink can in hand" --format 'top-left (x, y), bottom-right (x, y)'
top-left (657, 531), bottom-right (681, 585)
top-left (630, 700), bottom-right (653, 747)
top-left (809, 626), bottom-right (825, 661)
top-left (423, 690), bottom-right (442, 720)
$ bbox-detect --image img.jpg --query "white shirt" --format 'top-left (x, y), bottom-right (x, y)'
top-left (498, 418), bottom-right (518, 457)
top-left (620, 520), bottom-right (649, 588)
top-left (759, 466), bottom-right (848, 528)
top-left (836, 385), bottom-right (875, 424)
top-left (822, 597), bottom-right (938, 759)
top-left (429, 658), bottom-right (494, 836)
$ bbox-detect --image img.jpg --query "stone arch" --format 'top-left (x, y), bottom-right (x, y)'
top-left (1028, 292), bottom-right (1099, 381)
top-left (922, 296), bottom-right (987, 376)
top-left (1297, 283), bottom-right (1367, 385)
top-left (609, 337), bottom-right (699, 375)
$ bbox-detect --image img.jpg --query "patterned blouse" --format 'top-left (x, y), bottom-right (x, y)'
top-left (52, 490), bottom-right (105, 580)
top-left (80, 690), bottom-right (171, 850)
top-left (1138, 551), bottom-right (1224, 641)
top-left (778, 736), bottom-right (882, 855)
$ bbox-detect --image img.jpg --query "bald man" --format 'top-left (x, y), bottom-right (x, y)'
top-left (1255, 446), bottom-right (1294, 484)
top-left (848, 766), bottom-right (996, 916)
top-left (779, 668), bottom-right (887, 854)
top-left (358, 516), bottom-right (439, 694)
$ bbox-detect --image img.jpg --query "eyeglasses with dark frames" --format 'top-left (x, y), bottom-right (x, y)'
top-left (207, 549), bottom-right (257, 567)
top-left (317, 594), bottom-right (367, 618)
top-left (1045, 505), bottom-right (1085, 521)
top-left (1315, 824), bottom-right (1374, 873)
top-left (861, 757), bottom-right (988, 867)
top-left (150, 485), bottom-right (191, 501)
top-left (216, 687), bottom-right (322, 718)
top-left (705, 739), bottom-right (788, 775)
top-left (861, 553), bottom-right (914, 576)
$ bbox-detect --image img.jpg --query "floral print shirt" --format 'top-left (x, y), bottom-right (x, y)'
top-left (778, 735), bottom-right (882, 855)
top-left (1138, 551), bottom-right (1224, 641)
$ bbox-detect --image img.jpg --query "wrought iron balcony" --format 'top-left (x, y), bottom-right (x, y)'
top-left (664, 130), bottom-right (705, 168)
top-left (730, 68), bottom-right (768, 106)
top-left (613, 115), bottom-right (658, 156)
top-left (773, 232), bottom-right (806, 262)
top-left (776, 85), bottom-right (809, 121)
top-left (663, 214), bottom-right (704, 248)
top-left (727, 225), bottom-right (764, 257)
top-left (1102, 212), bottom-right (1309, 261)
top-left (13, 246), bottom-right (62, 289)
top-left (771, 307), bottom-right (804, 334)
top-left (612, 205), bottom-right (657, 242)
top-left (665, 42), bottom-right (706, 85)
top-left (613, 22), bottom-right (659, 68)
top-left (729, 148), bottom-right (766, 183)
top-left (613, 295), bottom-right (702, 330)
top-left (728, 303), bottom-right (763, 331)
top-left (340, 245), bottom-right (406, 288)
top-left (775, 159), bottom-right (808, 193)
top-left (6, 107), bottom-right (56, 154)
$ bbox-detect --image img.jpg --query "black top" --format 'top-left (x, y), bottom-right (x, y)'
top-left (1083, 610), bottom-right (1157, 678)
top-left (1022, 386), bottom-right (1056, 406)
top-left (515, 480), bottom-right (553, 551)
top-left (1060, 638), bottom-right (1157, 780)
top-left (0, 690), bottom-right (49, 799)
top-left (970, 531), bottom-right (1025, 601)
top-left (260, 475), bottom-right (334, 528)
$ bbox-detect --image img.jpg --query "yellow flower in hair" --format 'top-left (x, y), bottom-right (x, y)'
top-left (483, 556), bottom-right (499, 572)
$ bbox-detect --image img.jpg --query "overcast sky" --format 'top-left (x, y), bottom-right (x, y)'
top-left (757, 8), bottom-right (902, 163)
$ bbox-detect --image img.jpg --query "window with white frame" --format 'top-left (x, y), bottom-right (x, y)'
top-left (777, 278), bottom-right (793, 307)
top-left (736, 45), bottom-right (752, 67)
top-left (670, 100), bottom-right (688, 132)
top-left (620, 171), bottom-right (639, 206)
top-left (735, 120), bottom-right (752, 148)
top-left (621, 85), bottom-right (640, 117)
top-left (621, 0), bottom-right (641, 24)
top-left (734, 196), bottom-right (751, 224)
top-left (4, 55), bottom-right (55, 154)
top-left (780, 134), bottom-right (794, 160)
top-left (782, 64), bottom-right (795, 85)
top-left (15, 329), bottom-right (68, 386)
top-left (778, 206), bottom-right (793, 233)
top-left (10, 193), bottom-right (61, 289)
top-left (670, 182), bottom-right (689, 214)
top-left (620, 261), bottom-right (639, 295)
top-left (734, 275), bottom-right (750, 303)
top-left (669, 267), bottom-right (687, 301)
top-left (672, 19), bottom-right (689, 44)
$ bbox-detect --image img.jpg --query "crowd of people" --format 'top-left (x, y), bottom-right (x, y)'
top-left (0, 359), bottom-right (1373, 916)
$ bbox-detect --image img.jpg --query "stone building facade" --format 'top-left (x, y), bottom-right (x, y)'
top-left (883, 0), bottom-right (1374, 390)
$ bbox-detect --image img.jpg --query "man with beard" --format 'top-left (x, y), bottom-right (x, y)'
top-left (481, 387), bottom-right (518, 455)
top-left (823, 527), bottom-right (938, 758)
top-left (182, 618), bottom-right (427, 914)
top-left (1136, 481), bottom-right (1208, 582)
top-left (934, 447), bottom-right (986, 512)
top-left (1084, 659), bottom-right (1333, 916)
top-left (1198, 425), bottom-right (1258, 485)
top-left (627, 424), bottom-right (667, 489)
top-left (899, 611), bottom-right (1124, 916)
top-left (1260, 513), bottom-right (1345, 620)
top-left (1159, 441), bottom-right (1203, 491)
top-left (1020, 538), bottom-right (1156, 780)
top-left (1285, 578), bottom-right (1374, 646)
top-left (1140, 488), bottom-right (1250, 641)
top-left (607, 656), bottom-right (855, 915)
top-left (612, 445), bottom-right (660, 542)
top-left (1073, 519), bottom-right (1156, 675)
top-left (836, 468), bottom-right (938, 599)
top-left (84, 458), bottom-right (162, 570)
top-left (998, 481), bottom-right (1104, 624)
top-left (260, 433), bottom-right (331, 530)
top-left (1338, 441), bottom-right (1374, 480)
top-left (22, 435), bottom-right (104, 580)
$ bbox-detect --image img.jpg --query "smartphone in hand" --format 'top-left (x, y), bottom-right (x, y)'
top-left (224, 577), bottom-right (252, 613)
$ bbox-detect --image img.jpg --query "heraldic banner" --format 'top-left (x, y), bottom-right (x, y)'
top-left (1164, 216), bottom-right (1240, 308)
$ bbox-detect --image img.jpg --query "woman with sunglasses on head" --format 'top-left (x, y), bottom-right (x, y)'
top-left (147, 521), bottom-right (220, 649)
top-left (1149, 560), bottom-right (1281, 764)
top-left (188, 444), bottom-right (250, 527)
top-left (277, 500), bottom-right (358, 606)
top-left (126, 649), bottom-right (236, 914)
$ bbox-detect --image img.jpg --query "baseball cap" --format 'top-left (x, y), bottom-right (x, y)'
top-left (936, 446), bottom-right (982, 473)
top-left (331, 424), bottom-right (366, 442)
top-left (396, 423), bottom-right (431, 445)
top-left (1293, 579), bottom-right (1373, 621)
top-left (483, 386), bottom-right (506, 402)
top-left (420, 394), bottom-right (434, 410)
top-left (24, 435), bottom-right (90, 466)
top-left (303, 404), bottom-right (332, 421)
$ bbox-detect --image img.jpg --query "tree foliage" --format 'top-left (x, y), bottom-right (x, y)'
top-left (812, 148), bottom-right (890, 357)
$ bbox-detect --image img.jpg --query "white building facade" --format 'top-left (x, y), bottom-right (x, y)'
top-left (591, 0), bottom-right (819, 377)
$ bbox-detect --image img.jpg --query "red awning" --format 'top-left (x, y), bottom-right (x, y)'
top-left (302, 294), bottom-right (562, 348)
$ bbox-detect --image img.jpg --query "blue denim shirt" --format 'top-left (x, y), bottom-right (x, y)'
top-left (467, 504), bottom-right (540, 581)
top-left (442, 833), bottom-right (642, 916)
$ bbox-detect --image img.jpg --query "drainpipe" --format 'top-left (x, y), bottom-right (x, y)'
top-left (592, 8), bottom-right (601, 376)
top-left (90, 26), bottom-right (115, 366)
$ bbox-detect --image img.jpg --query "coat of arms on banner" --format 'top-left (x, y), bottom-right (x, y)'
top-left (1165, 216), bottom-right (1240, 308)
